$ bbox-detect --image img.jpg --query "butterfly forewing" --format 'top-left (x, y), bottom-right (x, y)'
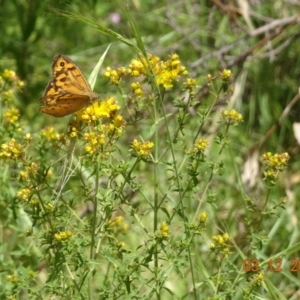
top-left (39, 55), bottom-right (99, 117)
top-left (53, 56), bottom-right (92, 94)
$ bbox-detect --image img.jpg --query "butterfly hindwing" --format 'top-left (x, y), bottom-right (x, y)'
top-left (39, 94), bottom-right (91, 117)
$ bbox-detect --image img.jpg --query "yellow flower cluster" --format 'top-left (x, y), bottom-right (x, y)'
top-left (221, 109), bottom-right (243, 125)
top-left (160, 222), bottom-right (169, 237)
top-left (2, 90), bottom-right (14, 102)
top-left (41, 126), bottom-right (62, 142)
top-left (212, 233), bottom-right (230, 245)
top-left (7, 274), bottom-right (18, 283)
top-left (251, 273), bottom-right (265, 286)
top-left (127, 57), bottom-right (148, 76)
top-left (41, 98), bottom-right (124, 156)
top-left (68, 126), bottom-right (80, 138)
top-left (108, 216), bottom-right (124, 227)
top-left (53, 231), bottom-right (72, 241)
top-left (262, 152), bottom-right (290, 180)
top-left (23, 133), bottom-right (32, 143)
top-left (184, 78), bottom-right (197, 90)
top-left (18, 162), bottom-right (39, 181)
top-left (84, 131), bottom-right (106, 155)
top-left (147, 53), bottom-right (188, 88)
top-left (210, 233), bottom-right (230, 256)
top-left (3, 69), bottom-right (17, 81)
top-left (77, 97), bottom-right (123, 126)
top-left (108, 216), bottom-right (129, 233)
top-left (16, 187), bottom-right (32, 202)
top-left (131, 82), bottom-right (143, 97)
top-left (1, 69), bottom-right (24, 88)
top-left (156, 221), bottom-right (169, 239)
top-left (262, 152), bottom-right (289, 169)
top-left (28, 198), bottom-right (39, 206)
top-left (103, 67), bottom-right (126, 85)
top-left (113, 114), bottom-right (124, 129)
top-left (220, 69), bottom-right (232, 82)
top-left (4, 107), bottom-right (20, 124)
top-left (246, 273), bottom-right (265, 289)
top-left (64, 98), bottom-right (124, 155)
top-left (118, 241), bottom-right (126, 248)
top-left (105, 53), bottom-right (188, 89)
top-left (0, 138), bottom-right (23, 160)
top-left (198, 211), bottom-right (208, 223)
top-left (132, 139), bottom-right (154, 158)
top-left (193, 138), bottom-right (208, 153)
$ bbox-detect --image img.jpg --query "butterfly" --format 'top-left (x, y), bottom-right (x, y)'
top-left (39, 55), bottom-right (99, 117)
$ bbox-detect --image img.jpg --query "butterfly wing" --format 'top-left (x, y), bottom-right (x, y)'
top-left (42, 55), bottom-right (95, 97)
top-left (39, 55), bottom-right (99, 117)
top-left (39, 94), bottom-right (91, 117)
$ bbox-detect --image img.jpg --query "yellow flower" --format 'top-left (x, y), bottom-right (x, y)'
top-left (3, 90), bottom-right (14, 101)
top-left (7, 274), bottom-right (18, 283)
top-left (193, 138), bottom-right (208, 153)
top-left (160, 222), bottom-right (169, 238)
top-left (41, 127), bottom-right (61, 141)
top-left (113, 114), bottom-right (125, 128)
top-left (184, 78), bottom-right (197, 89)
top-left (19, 170), bottom-right (29, 181)
top-left (3, 69), bottom-right (17, 81)
top-left (222, 247), bottom-right (230, 255)
top-left (199, 212), bottom-right (208, 223)
top-left (83, 131), bottom-right (106, 155)
top-left (127, 53), bottom-right (188, 89)
top-left (212, 233), bottom-right (230, 246)
top-left (4, 107), bottom-right (20, 124)
top-left (118, 241), bottom-right (126, 248)
top-left (131, 139), bottom-right (154, 158)
top-left (123, 223), bottom-right (129, 232)
top-left (76, 97), bottom-right (121, 121)
top-left (23, 133), bottom-right (32, 143)
top-left (109, 216), bottom-right (124, 227)
top-left (54, 231), bottom-right (72, 241)
top-left (29, 198), bottom-right (39, 206)
top-left (207, 74), bottom-right (213, 82)
top-left (17, 162), bottom-right (39, 182)
top-left (220, 69), bottom-right (232, 82)
top-left (17, 80), bottom-right (25, 89)
top-left (69, 127), bottom-right (79, 138)
top-left (262, 152), bottom-right (289, 170)
top-left (44, 202), bottom-right (54, 211)
top-left (131, 82), bottom-right (144, 97)
top-left (17, 188), bottom-right (32, 202)
top-left (0, 139), bottom-right (23, 160)
top-left (223, 233), bottom-right (230, 241)
top-left (103, 67), bottom-right (125, 85)
top-left (251, 273), bottom-right (265, 287)
top-left (213, 235), bottom-right (225, 245)
top-left (221, 109), bottom-right (243, 125)
top-left (127, 59), bottom-right (146, 77)
top-left (29, 270), bottom-right (36, 277)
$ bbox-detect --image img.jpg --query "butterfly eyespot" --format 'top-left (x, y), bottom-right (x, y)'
top-left (60, 62), bottom-right (65, 67)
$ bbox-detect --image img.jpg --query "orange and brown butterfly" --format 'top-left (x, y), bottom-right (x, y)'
top-left (39, 55), bottom-right (99, 117)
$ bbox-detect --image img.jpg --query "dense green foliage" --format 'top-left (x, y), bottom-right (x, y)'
top-left (1, 1), bottom-right (300, 299)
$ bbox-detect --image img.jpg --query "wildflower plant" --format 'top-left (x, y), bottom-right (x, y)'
top-left (0, 12), bottom-right (295, 300)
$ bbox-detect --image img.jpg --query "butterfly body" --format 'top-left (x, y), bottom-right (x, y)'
top-left (39, 55), bottom-right (99, 117)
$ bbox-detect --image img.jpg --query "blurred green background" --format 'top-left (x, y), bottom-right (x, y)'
top-left (2, 0), bottom-right (300, 171)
